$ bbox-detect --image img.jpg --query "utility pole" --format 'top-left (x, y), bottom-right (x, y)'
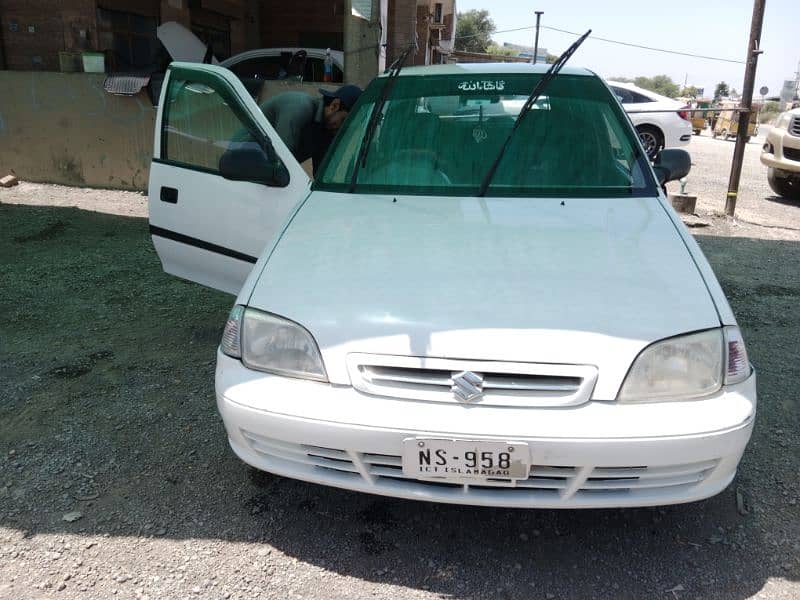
top-left (533, 11), bottom-right (543, 64)
top-left (725, 0), bottom-right (766, 216)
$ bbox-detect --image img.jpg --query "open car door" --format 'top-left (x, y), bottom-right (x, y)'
top-left (148, 63), bottom-right (310, 294)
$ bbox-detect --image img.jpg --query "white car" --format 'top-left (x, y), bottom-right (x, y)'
top-left (608, 80), bottom-right (692, 159)
top-left (147, 62), bottom-right (755, 509)
top-left (760, 107), bottom-right (800, 200)
top-left (157, 21), bottom-right (344, 84)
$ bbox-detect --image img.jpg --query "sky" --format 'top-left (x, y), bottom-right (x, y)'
top-left (455, 0), bottom-right (798, 100)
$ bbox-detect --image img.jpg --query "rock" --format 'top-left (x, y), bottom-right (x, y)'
top-left (670, 194), bottom-right (697, 214)
top-left (62, 511), bottom-right (83, 522)
top-left (681, 214), bottom-right (710, 228)
top-left (736, 488), bottom-right (749, 515)
top-left (57, 582), bottom-right (66, 591)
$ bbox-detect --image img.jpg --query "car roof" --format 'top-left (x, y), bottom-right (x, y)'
top-left (606, 80), bottom-right (681, 104)
top-left (220, 48), bottom-right (344, 69)
top-left (606, 80), bottom-right (654, 92)
top-left (380, 63), bottom-right (595, 78)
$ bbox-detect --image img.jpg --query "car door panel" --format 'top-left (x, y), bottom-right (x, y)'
top-left (148, 63), bottom-right (310, 294)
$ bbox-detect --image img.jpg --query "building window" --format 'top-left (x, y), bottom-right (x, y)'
top-left (97, 8), bottom-right (159, 71)
top-left (190, 23), bottom-right (231, 61)
top-left (190, 6), bottom-right (232, 61)
top-left (434, 3), bottom-right (443, 24)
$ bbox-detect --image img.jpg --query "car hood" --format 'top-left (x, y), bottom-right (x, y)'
top-left (157, 22), bottom-right (220, 64)
top-left (248, 192), bottom-right (721, 398)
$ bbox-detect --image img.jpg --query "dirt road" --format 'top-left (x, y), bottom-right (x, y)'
top-left (1, 133), bottom-right (799, 599)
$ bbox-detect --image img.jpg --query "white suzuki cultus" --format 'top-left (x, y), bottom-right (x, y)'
top-left (147, 60), bottom-right (755, 508)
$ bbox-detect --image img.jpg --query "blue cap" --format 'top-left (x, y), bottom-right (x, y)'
top-left (319, 84), bottom-right (363, 111)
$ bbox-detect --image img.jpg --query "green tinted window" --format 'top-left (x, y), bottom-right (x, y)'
top-left (163, 79), bottom-right (281, 175)
top-left (316, 73), bottom-right (655, 197)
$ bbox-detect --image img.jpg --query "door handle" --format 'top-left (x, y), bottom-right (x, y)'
top-left (160, 187), bottom-right (178, 204)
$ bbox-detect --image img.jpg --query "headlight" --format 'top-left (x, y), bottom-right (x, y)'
top-left (220, 305), bottom-right (327, 382)
top-left (618, 329), bottom-right (723, 403)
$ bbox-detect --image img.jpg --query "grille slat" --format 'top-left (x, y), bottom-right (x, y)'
top-left (362, 453), bottom-right (403, 467)
top-left (363, 366), bottom-right (451, 387)
top-left (783, 146), bottom-right (800, 162)
top-left (591, 460), bottom-right (717, 480)
top-left (529, 466), bottom-right (579, 477)
top-left (790, 116), bottom-right (800, 137)
top-left (245, 438), bottom-right (360, 474)
top-left (582, 472), bottom-right (707, 490)
top-left (368, 465), bottom-right (408, 479)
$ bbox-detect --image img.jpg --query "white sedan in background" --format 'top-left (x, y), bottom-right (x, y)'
top-left (608, 80), bottom-right (693, 159)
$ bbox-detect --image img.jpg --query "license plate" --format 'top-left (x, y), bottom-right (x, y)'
top-left (401, 439), bottom-right (530, 481)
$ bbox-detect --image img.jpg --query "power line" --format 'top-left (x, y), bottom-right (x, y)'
top-left (454, 24), bottom-right (745, 64)
top-left (542, 25), bottom-right (745, 64)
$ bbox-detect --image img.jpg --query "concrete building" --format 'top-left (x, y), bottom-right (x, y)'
top-left (412, 0), bottom-right (455, 65)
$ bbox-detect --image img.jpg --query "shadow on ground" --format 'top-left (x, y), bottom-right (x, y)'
top-left (763, 194), bottom-right (800, 209)
top-left (1, 204), bottom-right (798, 599)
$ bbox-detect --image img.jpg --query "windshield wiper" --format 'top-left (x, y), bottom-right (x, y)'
top-left (348, 45), bottom-right (416, 193)
top-left (476, 29), bottom-right (592, 197)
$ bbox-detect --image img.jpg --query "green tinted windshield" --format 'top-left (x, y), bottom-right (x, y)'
top-left (315, 73), bottom-right (656, 197)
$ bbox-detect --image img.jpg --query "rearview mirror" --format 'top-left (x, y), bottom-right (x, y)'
top-left (652, 148), bottom-right (691, 185)
top-left (219, 141), bottom-right (289, 187)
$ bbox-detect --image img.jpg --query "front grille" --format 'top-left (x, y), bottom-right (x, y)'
top-left (790, 116), bottom-right (800, 137)
top-left (347, 354), bottom-right (597, 408)
top-left (241, 431), bottom-right (720, 502)
top-left (783, 146), bottom-right (800, 162)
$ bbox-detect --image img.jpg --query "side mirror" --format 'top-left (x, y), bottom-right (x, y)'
top-left (219, 141), bottom-right (289, 187)
top-left (652, 148), bottom-right (691, 185)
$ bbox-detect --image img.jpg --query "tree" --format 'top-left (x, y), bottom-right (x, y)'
top-left (486, 43), bottom-right (516, 57)
top-left (681, 85), bottom-right (701, 98)
top-left (454, 9), bottom-right (495, 53)
top-left (714, 81), bottom-right (730, 100)
top-left (632, 75), bottom-right (680, 98)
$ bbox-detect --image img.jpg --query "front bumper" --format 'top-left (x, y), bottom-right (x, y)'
top-left (216, 353), bottom-right (756, 509)
top-left (761, 131), bottom-right (800, 171)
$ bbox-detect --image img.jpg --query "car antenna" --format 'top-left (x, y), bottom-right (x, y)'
top-left (348, 44), bottom-right (416, 193)
top-left (476, 29), bottom-right (591, 198)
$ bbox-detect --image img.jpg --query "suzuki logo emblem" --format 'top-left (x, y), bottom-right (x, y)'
top-left (451, 371), bottom-right (484, 402)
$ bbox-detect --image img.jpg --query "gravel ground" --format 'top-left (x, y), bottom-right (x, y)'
top-left (1, 132), bottom-right (799, 600)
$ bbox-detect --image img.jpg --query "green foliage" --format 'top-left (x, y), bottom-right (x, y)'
top-left (714, 81), bottom-right (730, 100)
top-left (632, 75), bottom-right (680, 99)
top-left (455, 9), bottom-right (496, 53)
top-left (681, 86), bottom-right (701, 99)
top-left (486, 43), bottom-right (516, 57)
top-left (759, 100), bottom-right (781, 124)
